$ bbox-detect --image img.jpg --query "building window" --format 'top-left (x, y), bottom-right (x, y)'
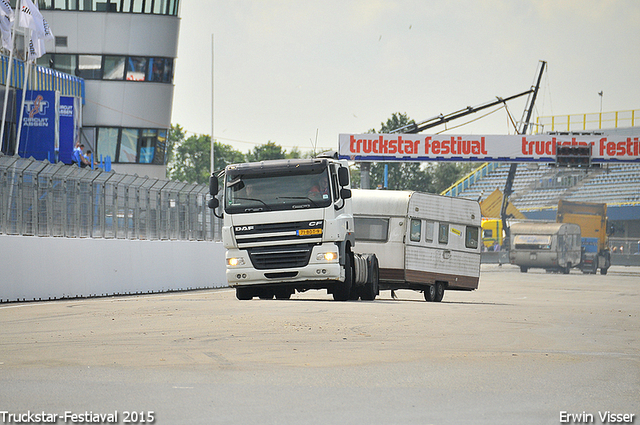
top-left (119, 128), bottom-right (140, 162)
top-left (40, 0), bottom-right (179, 15)
top-left (97, 127), bottom-right (119, 162)
top-left (38, 53), bottom-right (77, 75)
top-left (38, 53), bottom-right (173, 83)
top-left (78, 55), bottom-right (102, 79)
top-left (154, 129), bottom-right (167, 165)
top-left (103, 56), bottom-right (126, 80)
top-left (95, 127), bottom-right (167, 165)
top-left (139, 129), bottom-right (157, 163)
top-left (126, 57), bottom-right (147, 81)
top-left (147, 57), bottom-right (172, 83)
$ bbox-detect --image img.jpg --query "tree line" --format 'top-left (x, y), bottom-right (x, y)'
top-left (167, 112), bottom-right (476, 194)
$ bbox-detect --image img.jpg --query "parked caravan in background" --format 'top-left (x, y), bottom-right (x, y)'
top-left (351, 190), bottom-right (482, 302)
top-left (509, 222), bottom-right (581, 273)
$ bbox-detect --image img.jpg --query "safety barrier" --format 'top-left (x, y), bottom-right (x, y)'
top-left (0, 154), bottom-right (222, 241)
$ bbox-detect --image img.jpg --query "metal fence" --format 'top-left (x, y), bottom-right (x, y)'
top-left (0, 154), bottom-right (222, 241)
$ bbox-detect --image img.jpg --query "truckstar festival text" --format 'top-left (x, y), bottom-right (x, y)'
top-left (339, 134), bottom-right (640, 162)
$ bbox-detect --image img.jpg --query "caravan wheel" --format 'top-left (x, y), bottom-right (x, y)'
top-left (434, 282), bottom-right (445, 302)
top-left (424, 285), bottom-right (437, 302)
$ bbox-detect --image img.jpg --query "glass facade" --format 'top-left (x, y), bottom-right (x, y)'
top-left (37, 54), bottom-right (174, 83)
top-left (95, 127), bottom-right (167, 165)
top-left (35, 0), bottom-right (180, 15)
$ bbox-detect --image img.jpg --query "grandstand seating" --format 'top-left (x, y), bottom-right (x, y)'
top-left (454, 162), bottom-right (640, 211)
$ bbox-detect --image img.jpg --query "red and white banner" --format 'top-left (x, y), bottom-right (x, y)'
top-left (338, 133), bottom-right (640, 163)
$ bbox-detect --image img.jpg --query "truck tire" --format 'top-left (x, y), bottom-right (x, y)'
top-left (520, 266), bottom-right (528, 273)
top-left (434, 282), bottom-right (445, 302)
top-left (600, 267), bottom-right (608, 275)
top-left (236, 287), bottom-right (253, 300)
top-left (333, 251), bottom-right (353, 301)
top-left (360, 256), bottom-right (379, 301)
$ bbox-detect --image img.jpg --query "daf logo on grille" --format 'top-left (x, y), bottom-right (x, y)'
top-left (235, 226), bottom-right (254, 232)
top-left (308, 221), bottom-right (322, 227)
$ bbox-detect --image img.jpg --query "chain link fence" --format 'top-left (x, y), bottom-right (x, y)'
top-left (0, 154), bottom-right (222, 241)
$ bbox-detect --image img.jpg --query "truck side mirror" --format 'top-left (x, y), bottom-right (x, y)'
top-left (338, 167), bottom-right (349, 187)
top-left (209, 175), bottom-right (219, 196)
top-left (208, 197), bottom-right (219, 210)
top-left (340, 188), bottom-right (352, 199)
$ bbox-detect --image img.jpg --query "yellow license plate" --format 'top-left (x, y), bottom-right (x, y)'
top-left (298, 228), bottom-right (322, 236)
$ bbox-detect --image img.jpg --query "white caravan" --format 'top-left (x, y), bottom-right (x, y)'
top-left (351, 189), bottom-right (481, 302)
top-left (509, 222), bottom-right (581, 273)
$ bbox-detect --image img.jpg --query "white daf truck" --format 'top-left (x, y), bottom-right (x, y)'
top-left (208, 153), bottom-right (379, 301)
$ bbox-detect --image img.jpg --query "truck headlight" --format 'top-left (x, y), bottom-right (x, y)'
top-left (317, 252), bottom-right (337, 261)
top-left (227, 257), bottom-right (245, 266)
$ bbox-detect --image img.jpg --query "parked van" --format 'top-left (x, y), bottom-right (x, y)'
top-left (509, 222), bottom-right (581, 273)
top-left (351, 190), bottom-right (481, 302)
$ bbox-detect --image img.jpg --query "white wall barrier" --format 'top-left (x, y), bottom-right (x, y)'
top-left (0, 235), bottom-right (228, 302)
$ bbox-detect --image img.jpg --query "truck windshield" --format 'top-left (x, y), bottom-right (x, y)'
top-left (224, 168), bottom-right (332, 214)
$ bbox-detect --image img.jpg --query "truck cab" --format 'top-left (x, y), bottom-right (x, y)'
top-left (209, 155), bottom-right (379, 301)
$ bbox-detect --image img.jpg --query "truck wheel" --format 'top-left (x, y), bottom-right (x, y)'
top-left (563, 263), bottom-right (571, 274)
top-left (424, 285), bottom-right (437, 302)
top-left (600, 267), bottom-right (608, 275)
top-left (520, 266), bottom-right (528, 273)
top-left (236, 287), bottom-right (253, 300)
top-left (434, 282), bottom-right (445, 302)
top-left (333, 251), bottom-right (353, 301)
top-left (360, 257), bottom-right (379, 301)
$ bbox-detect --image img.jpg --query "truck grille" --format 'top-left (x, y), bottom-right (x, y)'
top-left (233, 220), bottom-right (323, 248)
top-left (248, 244), bottom-right (313, 270)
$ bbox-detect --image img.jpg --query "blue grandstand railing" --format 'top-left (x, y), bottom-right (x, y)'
top-left (441, 162), bottom-right (497, 197)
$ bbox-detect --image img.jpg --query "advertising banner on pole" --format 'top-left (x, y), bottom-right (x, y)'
top-left (339, 133), bottom-right (640, 163)
top-left (16, 89), bottom-right (58, 161)
top-left (58, 96), bottom-right (81, 164)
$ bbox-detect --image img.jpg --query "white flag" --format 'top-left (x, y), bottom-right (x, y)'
top-left (28, 36), bottom-right (47, 60)
top-left (0, 14), bottom-right (11, 51)
top-left (19, 0), bottom-right (53, 41)
top-left (0, 0), bottom-right (13, 21)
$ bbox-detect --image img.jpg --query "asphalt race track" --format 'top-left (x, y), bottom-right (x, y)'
top-left (1, 265), bottom-right (638, 425)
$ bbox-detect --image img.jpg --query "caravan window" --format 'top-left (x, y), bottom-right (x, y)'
top-left (466, 226), bottom-right (479, 249)
top-left (438, 223), bottom-right (449, 244)
top-left (513, 234), bottom-right (552, 250)
top-left (354, 217), bottom-right (389, 242)
top-left (410, 219), bottom-right (421, 242)
top-left (425, 221), bottom-right (434, 242)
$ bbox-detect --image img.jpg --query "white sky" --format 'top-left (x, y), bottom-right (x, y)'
top-left (171, 0), bottom-right (640, 154)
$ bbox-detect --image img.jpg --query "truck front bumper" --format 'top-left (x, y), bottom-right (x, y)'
top-left (225, 245), bottom-right (343, 287)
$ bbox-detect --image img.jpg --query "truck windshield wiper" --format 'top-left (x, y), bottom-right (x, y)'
top-left (277, 196), bottom-right (319, 208)
top-left (234, 197), bottom-right (271, 210)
